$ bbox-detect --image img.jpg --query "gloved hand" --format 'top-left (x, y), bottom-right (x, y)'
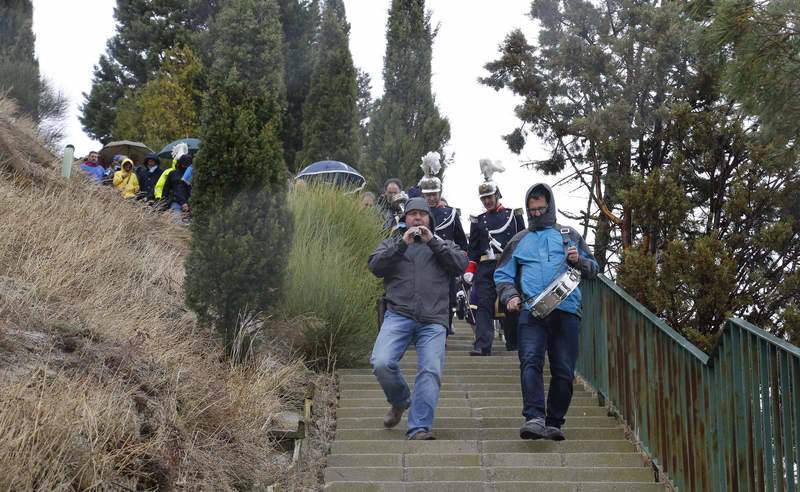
top-left (463, 272), bottom-right (473, 285)
top-left (456, 290), bottom-right (466, 301)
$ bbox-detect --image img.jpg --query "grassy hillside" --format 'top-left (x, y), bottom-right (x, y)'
top-left (0, 97), bottom-right (321, 489)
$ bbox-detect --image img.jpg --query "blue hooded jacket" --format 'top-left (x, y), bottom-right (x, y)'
top-left (494, 183), bottom-right (598, 317)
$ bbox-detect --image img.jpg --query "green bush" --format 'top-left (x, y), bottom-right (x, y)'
top-left (185, 190), bottom-right (292, 358)
top-left (282, 184), bottom-right (384, 368)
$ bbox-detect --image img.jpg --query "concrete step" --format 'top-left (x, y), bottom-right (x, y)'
top-left (324, 483), bottom-right (664, 492)
top-left (335, 405), bottom-right (609, 418)
top-left (330, 440), bottom-right (636, 455)
top-left (335, 416), bottom-right (619, 429)
top-left (336, 396), bottom-right (598, 408)
top-left (324, 465), bottom-right (652, 483)
top-left (339, 375), bottom-right (532, 384)
top-left (333, 427), bottom-right (626, 441)
top-left (337, 389), bottom-right (594, 399)
top-left (338, 368), bottom-right (539, 375)
top-left (338, 383), bottom-right (582, 392)
top-left (326, 452), bottom-right (646, 468)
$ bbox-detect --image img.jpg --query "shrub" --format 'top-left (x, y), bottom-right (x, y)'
top-left (282, 185), bottom-right (384, 368)
top-left (185, 190), bottom-right (292, 357)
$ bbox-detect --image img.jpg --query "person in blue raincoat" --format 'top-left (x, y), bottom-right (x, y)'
top-left (494, 183), bottom-right (598, 441)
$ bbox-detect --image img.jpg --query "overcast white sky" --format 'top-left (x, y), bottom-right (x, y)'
top-left (32, 0), bottom-right (587, 230)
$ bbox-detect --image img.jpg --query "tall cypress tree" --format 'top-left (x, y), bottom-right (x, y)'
top-left (278, 0), bottom-right (319, 173)
top-left (79, 0), bottom-right (219, 143)
top-left (0, 0), bottom-right (40, 117)
top-left (294, 0), bottom-right (360, 169)
top-left (184, 0), bottom-right (292, 358)
top-left (362, 0), bottom-right (450, 190)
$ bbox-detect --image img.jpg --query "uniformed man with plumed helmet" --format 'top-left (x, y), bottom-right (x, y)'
top-left (463, 159), bottom-right (525, 355)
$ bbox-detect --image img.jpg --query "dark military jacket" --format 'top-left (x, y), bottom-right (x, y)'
top-left (466, 205), bottom-right (526, 264)
top-left (432, 205), bottom-right (467, 250)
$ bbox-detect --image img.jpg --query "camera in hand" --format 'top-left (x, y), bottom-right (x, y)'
top-left (413, 229), bottom-right (423, 242)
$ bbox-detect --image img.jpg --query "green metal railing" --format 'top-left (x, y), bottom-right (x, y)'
top-left (578, 274), bottom-right (799, 491)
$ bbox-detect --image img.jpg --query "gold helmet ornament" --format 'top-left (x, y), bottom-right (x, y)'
top-left (478, 158), bottom-right (505, 198)
top-left (418, 151), bottom-right (442, 194)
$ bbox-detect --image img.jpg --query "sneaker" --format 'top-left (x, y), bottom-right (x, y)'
top-left (469, 349), bottom-right (490, 356)
top-left (543, 425), bottom-right (565, 441)
top-left (409, 430), bottom-right (436, 440)
top-left (519, 417), bottom-right (546, 440)
top-left (383, 403), bottom-right (410, 428)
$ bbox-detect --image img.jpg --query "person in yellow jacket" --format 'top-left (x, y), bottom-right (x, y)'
top-left (113, 158), bottom-right (140, 198)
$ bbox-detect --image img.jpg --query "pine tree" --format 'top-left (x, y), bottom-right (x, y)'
top-left (80, 0), bottom-right (219, 143)
top-left (0, 0), bottom-right (39, 117)
top-left (184, 0), bottom-right (292, 359)
top-left (362, 0), bottom-right (450, 191)
top-left (294, 0), bottom-right (360, 170)
top-left (482, 0), bottom-right (799, 345)
top-left (691, 0), bottom-right (800, 146)
top-left (112, 45), bottom-right (204, 151)
top-left (0, 0), bottom-right (68, 146)
top-left (278, 0), bottom-right (319, 173)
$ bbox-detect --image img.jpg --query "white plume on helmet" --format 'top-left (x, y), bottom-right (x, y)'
top-left (172, 142), bottom-right (189, 160)
top-left (478, 158), bottom-right (505, 198)
top-left (418, 151), bottom-right (443, 194)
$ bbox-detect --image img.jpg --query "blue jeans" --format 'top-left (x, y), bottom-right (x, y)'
top-left (370, 310), bottom-right (446, 438)
top-left (517, 309), bottom-right (580, 428)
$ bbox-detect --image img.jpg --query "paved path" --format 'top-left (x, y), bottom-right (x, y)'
top-left (324, 320), bottom-right (663, 491)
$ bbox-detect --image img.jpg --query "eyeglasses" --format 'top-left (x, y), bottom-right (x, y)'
top-left (528, 206), bottom-right (548, 214)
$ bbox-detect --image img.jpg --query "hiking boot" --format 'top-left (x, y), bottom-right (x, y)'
top-left (409, 430), bottom-right (436, 440)
top-left (519, 417), bottom-right (546, 440)
top-left (543, 425), bottom-right (565, 441)
top-left (383, 403), bottom-right (410, 428)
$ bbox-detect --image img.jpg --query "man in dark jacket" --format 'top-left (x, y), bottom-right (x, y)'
top-left (157, 154), bottom-right (191, 212)
top-left (368, 197), bottom-right (468, 440)
top-left (494, 183), bottom-right (598, 441)
top-left (136, 153), bottom-right (164, 201)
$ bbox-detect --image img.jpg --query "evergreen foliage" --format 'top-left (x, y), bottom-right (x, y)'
top-left (0, 0), bottom-right (39, 117)
top-left (362, 0), bottom-right (450, 192)
top-left (294, 0), bottom-right (360, 170)
top-left (184, 0), bottom-right (292, 359)
top-left (278, 0), bottom-right (319, 173)
top-left (482, 0), bottom-right (799, 345)
top-left (184, 190), bottom-right (292, 355)
top-left (112, 45), bottom-right (204, 152)
top-left (282, 184), bottom-right (384, 368)
top-left (691, 0), bottom-right (800, 146)
top-left (0, 0), bottom-right (68, 147)
top-left (80, 0), bottom-right (219, 143)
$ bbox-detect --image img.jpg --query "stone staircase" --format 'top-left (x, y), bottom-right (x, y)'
top-left (324, 320), bottom-right (663, 491)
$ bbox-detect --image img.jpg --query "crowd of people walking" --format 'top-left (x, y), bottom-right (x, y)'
top-left (368, 153), bottom-right (599, 442)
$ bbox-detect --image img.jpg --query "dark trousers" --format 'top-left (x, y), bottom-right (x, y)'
top-left (517, 309), bottom-right (580, 429)
top-left (473, 307), bottom-right (519, 353)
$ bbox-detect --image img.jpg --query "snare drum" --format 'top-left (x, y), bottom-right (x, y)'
top-left (526, 268), bottom-right (581, 318)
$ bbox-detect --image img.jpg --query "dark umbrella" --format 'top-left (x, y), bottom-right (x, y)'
top-left (295, 160), bottom-right (366, 191)
top-left (99, 140), bottom-right (153, 167)
top-left (158, 138), bottom-right (201, 160)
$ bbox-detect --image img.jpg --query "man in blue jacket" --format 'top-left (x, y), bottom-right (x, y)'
top-left (495, 183), bottom-right (598, 441)
top-left (368, 197), bottom-right (468, 440)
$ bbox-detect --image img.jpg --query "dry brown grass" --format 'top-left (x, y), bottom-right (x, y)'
top-left (0, 97), bottom-right (318, 490)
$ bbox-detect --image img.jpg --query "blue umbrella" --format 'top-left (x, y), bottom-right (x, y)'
top-left (295, 160), bottom-right (366, 191)
top-left (158, 138), bottom-right (201, 160)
